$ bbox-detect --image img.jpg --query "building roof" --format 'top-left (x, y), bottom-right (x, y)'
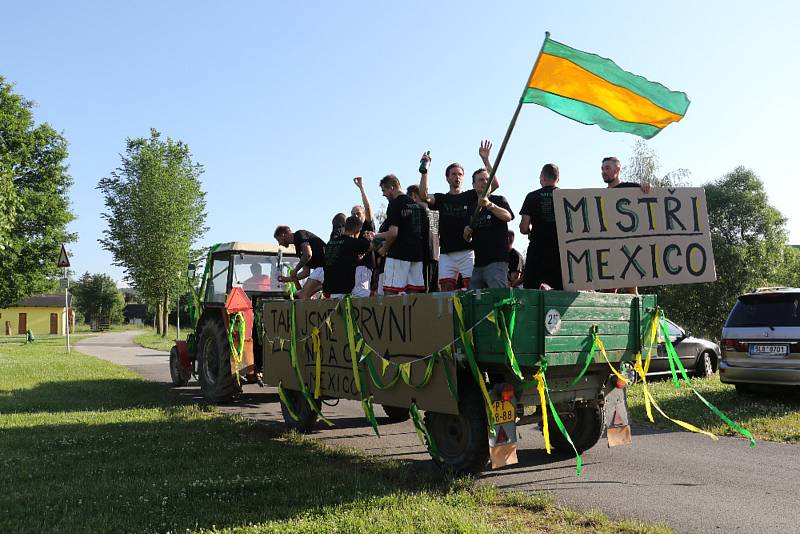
top-left (13, 293), bottom-right (71, 308)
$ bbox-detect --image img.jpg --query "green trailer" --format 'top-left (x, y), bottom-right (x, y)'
top-left (262, 288), bottom-right (656, 474)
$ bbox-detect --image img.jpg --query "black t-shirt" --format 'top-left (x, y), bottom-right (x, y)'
top-left (430, 191), bottom-right (477, 253)
top-left (385, 194), bottom-right (425, 262)
top-left (293, 230), bottom-right (326, 269)
top-left (356, 219), bottom-right (375, 269)
top-left (508, 248), bottom-right (525, 273)
top-left (323, 235), bottom-right (371, 294)
top-left (520, 186), bottom-right (558, 252)
top-left (614, 181), bottom-right (641, 188)
top-left (472, 195), bottom-right (514, 267)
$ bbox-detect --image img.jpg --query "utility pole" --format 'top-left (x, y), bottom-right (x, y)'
top-left (58, 244), bottom-right (71, 352)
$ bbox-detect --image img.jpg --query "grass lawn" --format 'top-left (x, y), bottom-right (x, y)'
top-left (627, 374), bottom-right (800, 443)
top-left (134, 326), bottom-right (181, 352)
top-left (0, 338), bottom-right (672, 533)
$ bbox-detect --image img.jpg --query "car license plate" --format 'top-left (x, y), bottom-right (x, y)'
top-left (492, 400), bottom-right (515, 424)
top-left (749, 344), bottom-right (789, 357)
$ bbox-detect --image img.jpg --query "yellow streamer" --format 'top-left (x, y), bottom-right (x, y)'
top-left (643, 310), bottom-right (660, 375)
top-left (381, 356), bottom-right (391, 375)
top-left (452, 296), bottom-right (495, 425)
top-left (596, 336), bottom-right (629, 385)
top-left (400, 362), bottom-right (412, 384)
top-left (535, 370), bottom-right (551, 454)
top-left (633, 354), bottom-right (654, 422)
top-left (312, 326), bottom-right (322, 399)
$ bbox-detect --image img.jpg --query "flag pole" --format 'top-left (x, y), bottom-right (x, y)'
top-left (470, 31), bottom-right (550, 225)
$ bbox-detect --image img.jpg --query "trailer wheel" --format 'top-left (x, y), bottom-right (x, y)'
top-left (197, 320), bottom-right (240, 402)
top-left (381, 405), bottom-right (410, 423)
top-left (545, 403), bottom-right (604, 453)
top-left (280, 388), bottom-right (318, 433)
top-left (169, 346), bottom-right (191, 386)
top-left (425, 380), bottom-right (489, 475)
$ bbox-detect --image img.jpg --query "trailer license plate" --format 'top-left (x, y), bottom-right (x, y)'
top-left (749, 344), bottom-right (789, 357)
top-left (492, 400), bottom-right (515, 424)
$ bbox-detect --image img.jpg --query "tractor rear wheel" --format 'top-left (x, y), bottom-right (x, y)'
top-left (197, 319), bottom-right (240, 402)
top-left (169, 346), bottom-right (191, 387)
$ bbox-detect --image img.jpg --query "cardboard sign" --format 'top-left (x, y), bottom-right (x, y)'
top-left (262, 293), bottom-right (459, 415)
top-left (553, 187), bottom-right (716, 290)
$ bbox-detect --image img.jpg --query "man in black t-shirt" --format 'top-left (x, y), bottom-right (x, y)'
top-left (520, 163), bottom-right (562, 290)
top-left (323, 216), bottom-right (373, 298)
top-left (408, 184), bottom-right (439, 292)
top-left (506, 231), bottom-right (525, 288)
top-left (274, 225), bottom-right (326, 299)
top-left (351, 176), bottom-right (376, 296)
top-left (419, 140), bottom-right (499, 291)
top-left (601, 156), bottom-right (651, 294)
top-left (463, 167), bottom-right (514, 289)
top-left (373, 174), bottom-right (426, 294)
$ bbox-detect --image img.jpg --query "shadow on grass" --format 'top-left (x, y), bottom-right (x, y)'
top-left (0, 378), bottom-right (169, 414)
top-left (0, 406), bottom-right (446, 533)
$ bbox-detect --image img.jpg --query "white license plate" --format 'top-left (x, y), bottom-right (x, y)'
top-left (749, 344), bottom-right (789, 357)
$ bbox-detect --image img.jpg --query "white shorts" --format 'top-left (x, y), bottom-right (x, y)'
top-left (308, 267), bottom-right (324, 283)
top-left (438, 250), bottom-right (474, 286)
top-left (352, 266), bottom-right (372, 298)
top-left (383, 258), bottom-right (424, 294)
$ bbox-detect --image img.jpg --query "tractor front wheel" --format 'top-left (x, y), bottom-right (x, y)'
top-left (169, 346), bottom-right (191, 387)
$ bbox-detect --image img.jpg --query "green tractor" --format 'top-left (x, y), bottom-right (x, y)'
top-left (169, 242), bottom-right (299, 402)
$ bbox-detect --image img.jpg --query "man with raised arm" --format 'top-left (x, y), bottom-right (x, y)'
top-left (419, 140), bottom-right (499, 291)
top-left (351, 176), bottom-right (376, 297)
top-left (373, 174), bottom-right (426, 294)
top-left (323, 216), bottom-right (373, 299)
top-left (274, 225), bottom-right (326, 299)
top-left (462, 168), bottom-right (514, 289)
top-left (519, 163), bottom-right (562, 290)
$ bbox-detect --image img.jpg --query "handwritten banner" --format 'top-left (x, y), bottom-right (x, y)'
top-left (262, 293), bottom-right (459, 414)
top-left (553, 187), bottom-right (716, 290)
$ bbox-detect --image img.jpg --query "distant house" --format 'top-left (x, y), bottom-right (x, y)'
top-left (123, 304), bottom-right (148, 326)
top-left (0, 293), bottom-right (74, 336)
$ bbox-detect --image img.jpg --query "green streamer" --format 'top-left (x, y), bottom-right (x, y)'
top-left (569, 326), bottom-right (598, 387)
top-left (540, 362), bottom-right (582, 476)
top-left (409, 402), bottom-right (439, 458)
top-left (399, 354), bottom-right (438, 389)
top-left (659, 310), bottom-right (755, 447)
top-left (440, 347), bottom-right (459, 402)
top-left (492, 298), bottom-right (523, 381)
top-left (277, 381), bottom-right (300, 422)
top-left (364, 352), bottom-right (402, 390)
top-left (343, 296), bottom-right (381, 437)
top-left (288, 298), bottom-right (333, 427)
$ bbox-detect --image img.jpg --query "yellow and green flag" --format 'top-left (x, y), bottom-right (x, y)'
top-left (522, 37), bottom-right (690, 139)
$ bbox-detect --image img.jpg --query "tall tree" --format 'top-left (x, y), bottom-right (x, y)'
top-left (648, 167), bottom-right (787, 338)
top-left (623, 139), bottom-right (690, 187)
top-left (0, 76), bottom-right (75, 307)
top-left (98, 129), bottom-right (207, 336)
top-left (70, 272), bottom-right (125, 326)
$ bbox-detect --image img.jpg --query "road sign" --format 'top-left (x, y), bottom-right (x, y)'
top-left (57, 244), bottom-right (70, 268)
top-left (59, 278), bottom-right (69, 289)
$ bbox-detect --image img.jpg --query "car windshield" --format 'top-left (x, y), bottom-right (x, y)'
top-left (725, 293), bottom-right (800, 328)
top-left (231, 253), bottom-right (299, 293)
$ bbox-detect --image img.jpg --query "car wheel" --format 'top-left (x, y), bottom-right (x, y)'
top-left (695, 351), bottom-right (714, 378)
top-left (735, 383), bottom-right (753, 395)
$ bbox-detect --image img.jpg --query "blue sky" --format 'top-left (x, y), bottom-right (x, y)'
top-left (2, 1), bottom-right (798, 284)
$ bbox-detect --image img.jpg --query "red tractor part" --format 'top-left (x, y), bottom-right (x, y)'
top-left (225, 287), bottom-right (256, 379)
top-left (175, 340), bottom-right (191, 369)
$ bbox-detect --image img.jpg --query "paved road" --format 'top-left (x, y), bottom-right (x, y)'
top-left (77, 331), bottom-right (800, 534)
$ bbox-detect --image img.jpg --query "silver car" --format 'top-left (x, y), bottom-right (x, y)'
top-left (643, 318), bottom-right (719, 379)
top-left (719, 287), bottom-right (800, 394)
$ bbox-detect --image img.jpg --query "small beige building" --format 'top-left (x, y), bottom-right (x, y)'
top-left (0, 294), bottom-right (74, 336)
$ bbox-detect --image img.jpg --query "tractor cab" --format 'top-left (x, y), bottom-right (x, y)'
top-left (170, 242), bottom-right (300, 402)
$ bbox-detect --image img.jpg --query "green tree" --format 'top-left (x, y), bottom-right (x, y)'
top-left (649, 167), bottom-right (787, 338)
top-left (98, 129), bottom-right (207, 336)
top-left (623, 139), bottom-right (691, 187)
top-left (0, 76), bottom-right (75, 307)
top-left (70, 272), bottom-right (125, 326)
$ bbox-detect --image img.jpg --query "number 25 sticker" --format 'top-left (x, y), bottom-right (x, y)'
top-left (544, 309), bottom-right (561, 335)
